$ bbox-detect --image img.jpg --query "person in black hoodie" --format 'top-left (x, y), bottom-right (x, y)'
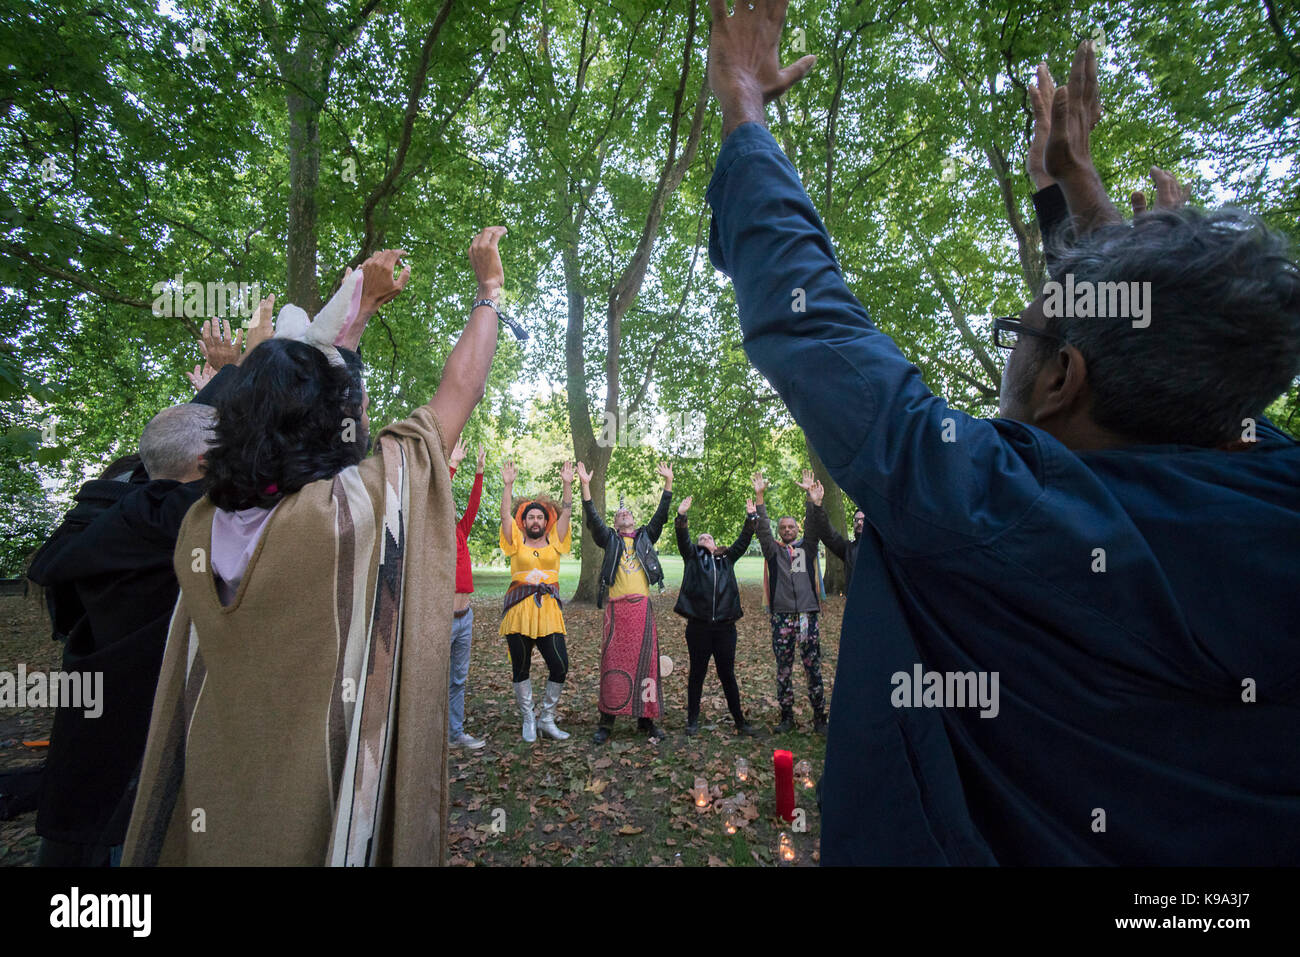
top-left (673, 495), bottom-right (760, 736)
top-left (27, 402), bottom-right (217, 865)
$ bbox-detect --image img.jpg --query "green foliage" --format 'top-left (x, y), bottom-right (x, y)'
top-left (2, 0), bottom-right (1296, 578)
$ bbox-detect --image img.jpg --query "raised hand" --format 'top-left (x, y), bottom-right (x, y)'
top-left (475, 446), bottom-right (486, 474)
top-left (576, 461), bottom-right (594, 486)
top-left (707, 0), bottom-right (817, 137)
top-left (752, 471), bottom-right (768, 494)
top-left (1026, 62), bottom-right (1058, 190)
top-left (243, 294), bottom-right (276, 356)
top-left (745, 498), bottom-right (757, 515)
top-left (795, 468), bottom-right (816, 493)
top-left (1130, 166), bottom-right (1191, 216)
top-left (449, 435), bottom-right (467, 470)
top-left (335, 249), bottom-right (410, 351)
top-left (186, 361), bottom-right (216, 392)
top-left (809, 480), bottom-right (825, 506)
top-left (1044, 40), bottom-right (1122, 233)
top-left (470, 227), bottom-right (507, 299)
top-left (657, 460), bottom-right (673, 488)
top-left (501, 459), bottom-right (517, 485)
top-left (677, 495), bottom-right (693, 516)
top-left (560, 460), bottom-right (575, 486)
top-left (198, 318), bottom-right (243, 371)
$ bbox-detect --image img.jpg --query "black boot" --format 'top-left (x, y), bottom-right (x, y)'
top-left (593, 712), bottom-right (614, 745)
top-left (638, 717), bottom-right (666, 740)
top-left (685, 712), bottom-right (700, 736)
top-left (813, 711), bottom-right (828, 735)
top-left (735, 716), bottom-right (761, 737)
top-left (772, 709), bottom-right (795, 734)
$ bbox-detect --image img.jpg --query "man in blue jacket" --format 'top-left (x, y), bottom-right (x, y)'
top-left (705, 1), bottom-right (1300, 864)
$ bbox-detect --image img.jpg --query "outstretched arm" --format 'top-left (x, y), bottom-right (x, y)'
top-left (429, 227), bottom-right (507, 455)
top-left (724, 499), bottom-right (757, 564)
top-left (806, 480), bottom-right (846, 560)
top-left (555, 461), bottom-right (574, 543)
top-left (459, 455), bottom-right (484, 538)
top-left (751, 472), bottom-right (777, 559)
top-left (708, 37), bottom-right (1045, 553)
top-left (645, 461), bottom-right (674, 543)
top-left (500, 459), bottom-right (516, 542)
top-left (675, 496), bottom-right (693, 559)
top-left (576, 461), bottom-right (612, 549)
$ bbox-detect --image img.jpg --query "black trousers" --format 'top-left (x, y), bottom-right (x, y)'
top-left (504, 633), bottom-right (568, 684)
top-left (684, 618), bottom-right (745, 726)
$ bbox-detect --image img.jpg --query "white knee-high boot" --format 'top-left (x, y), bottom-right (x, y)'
top-left (513, 680), bottom-right (537, 743)
top-left (536, 680), bottom-right (570, 740)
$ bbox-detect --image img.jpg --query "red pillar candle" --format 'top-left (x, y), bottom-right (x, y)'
top-left (773, 749), bottom-right (795, 822)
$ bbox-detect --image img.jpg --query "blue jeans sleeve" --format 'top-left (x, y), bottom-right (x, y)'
top-left (707, 123), bottom-right (1048, 554)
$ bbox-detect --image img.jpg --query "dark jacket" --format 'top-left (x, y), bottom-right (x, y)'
top-left (755, 500), bottom-right (821, 614)
top-left (673, 511), bottom-right (755, 623)
top-left (708, 121), bottom-right (1300, 865)
top-left (583, 490), bottom-right (672, 609)
top-left (807, 501), bottom-right (860, 587)
top-left (28, 478), bottom-right (138, 642)
top-left (30, 478), bottom-right (204, 846)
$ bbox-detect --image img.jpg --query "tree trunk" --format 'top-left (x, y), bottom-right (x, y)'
top-left (285, 89), bottom-right (322, 315)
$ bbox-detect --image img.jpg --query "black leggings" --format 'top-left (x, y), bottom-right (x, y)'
top-left (685, 619), bottom-right (745, 725)
top-left (504, 632), bottom-right (568, 684)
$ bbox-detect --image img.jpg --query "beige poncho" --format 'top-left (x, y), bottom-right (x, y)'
top-left (123, 404), bottom-right (455, 865)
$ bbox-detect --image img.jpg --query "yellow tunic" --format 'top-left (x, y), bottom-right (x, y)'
top-left (499, 519), bottom-right (571, 637)
top-left (607, 534), bottom-right (650, 599)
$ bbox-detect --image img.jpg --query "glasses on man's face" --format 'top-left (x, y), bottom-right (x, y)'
top-left (993, 316), bottom-right (1063, 352)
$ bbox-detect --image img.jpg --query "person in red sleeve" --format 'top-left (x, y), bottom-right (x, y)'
top-left (448, 438), bottom-right (487, 749)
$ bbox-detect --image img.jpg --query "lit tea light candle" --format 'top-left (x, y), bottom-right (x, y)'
top-left (778, 832), bottom-right (796, 863)
top-left (795, 759), bottom-right (814, 789)
top-left (735, 757), bottom-right (749, 783)
top-left (693, 776), bottom-right (710, 809)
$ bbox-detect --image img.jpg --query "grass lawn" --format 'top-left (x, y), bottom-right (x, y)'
top-left (446, 581), bottom-right (838, 867)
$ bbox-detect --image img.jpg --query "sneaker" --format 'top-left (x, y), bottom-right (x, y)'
top-left (450, 731), bottom-right (486, 750)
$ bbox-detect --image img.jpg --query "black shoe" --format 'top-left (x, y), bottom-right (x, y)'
top-left (772, 712), bottom-right (795, 735)
top-left (593, 726), bottom-right (611, 745)
top-left (735, 720), bottom-right (760, 737)
top-left (813, 715), bottom-right (828, 735)
top-left (642, 721), bottom-right (666, 740)
top-left (685, 719), bottom-right (699, 736)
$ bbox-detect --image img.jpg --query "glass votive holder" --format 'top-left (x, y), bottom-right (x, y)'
top-left (795, 759), bottom-right (814, 789)
top-left (778, 831), bottom-right (796, 863)
top-left (735, 757), bottom-right (750, 783)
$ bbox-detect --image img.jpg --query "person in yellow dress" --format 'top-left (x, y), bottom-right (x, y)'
top-left (499, 458), bottom-right (574, 742)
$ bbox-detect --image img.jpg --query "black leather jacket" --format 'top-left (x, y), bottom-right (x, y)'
top-left (582, 490), bottom-right (672, 608)
top-left (673, 512), bottom-right (755, 623)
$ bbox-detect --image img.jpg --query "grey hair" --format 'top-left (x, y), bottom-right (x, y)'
top-left (139, 403), bottom-right (217, 480)
top-left (1045, 206), bottom-right (1300, 446)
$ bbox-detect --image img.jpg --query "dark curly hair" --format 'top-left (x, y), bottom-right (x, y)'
top-left (204, 339), bottom-right (367, 511)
